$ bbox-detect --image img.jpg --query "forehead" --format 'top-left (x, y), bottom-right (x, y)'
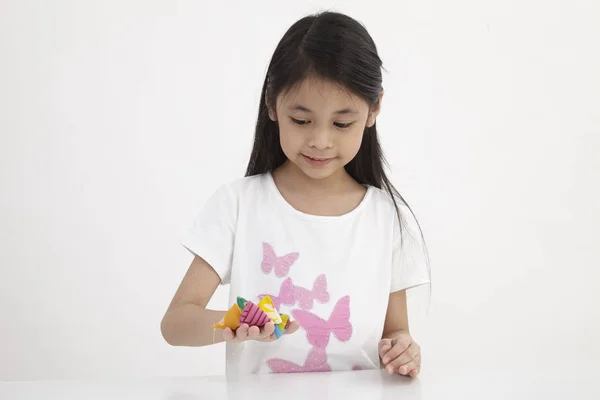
top-left (277, 76), bottom-right (368, 113)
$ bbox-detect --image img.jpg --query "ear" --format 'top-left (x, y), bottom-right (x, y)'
top-left (366, 89), bottom-right (384, 128)
top-left (268, 106), bottom-right (277, 122)
top-left (265, 84), bottom-right (278, 122)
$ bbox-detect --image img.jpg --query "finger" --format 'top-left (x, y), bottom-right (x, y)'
top-left (381, 338), bottom-right (412, 364)
top-left (407, 354), bottom-right (421, 377)
top-left (386, 344), bottom-right (418, 374)
top-left (378, 339), bottom-right (393, 359)
top-left (222, 327), bottom-right (235, 342)
top-left (284, 321), bottom-right (300, 335)
top-left (261, 322), bottom-right (275, 337)
top-left (397, 355), bottom-right (419, 376)
top-left (261, 333), bottom-right (277, 342)
top-left (247, 325), bottom-right (261, 339)
top-left (235, 324), bottom-right (249, 341)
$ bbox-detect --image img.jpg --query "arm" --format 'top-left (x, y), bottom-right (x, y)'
top-left (160, 256), bottom-right (226, 347)
top-left (161, 255), bottom-right (301, 346)
top-left (382, 289), bottom-right (410, 339)
top-left (379, 290), bottom-right (409, 368)
top-left (378, 289), bottom-right (421, 376)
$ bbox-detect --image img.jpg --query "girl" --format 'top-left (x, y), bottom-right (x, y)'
top-left (161, 11), bottom-right (430, 377)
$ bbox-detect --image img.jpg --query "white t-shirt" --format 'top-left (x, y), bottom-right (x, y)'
top-left (182, 172), bottom-right (430, 375)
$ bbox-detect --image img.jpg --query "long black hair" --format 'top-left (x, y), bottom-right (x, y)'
top-left (245, 11), bottom-right (429, 267)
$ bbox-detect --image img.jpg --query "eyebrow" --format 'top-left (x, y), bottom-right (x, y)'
top-left (289, 104), bottom-right (359, 115)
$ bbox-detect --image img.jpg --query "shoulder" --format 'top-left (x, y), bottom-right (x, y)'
top-left (366, 186), bottom-right (411, 222)
top-left (192, 174), bottom-right (270, 223)
top-left (367, 186), bottom-right (397, 212)
top-left (220, 173), bottom-right (269, 195)
top-left (366, 186), bottom-right (422, 241)
top-left (208, 173), bottom-right (271, 206)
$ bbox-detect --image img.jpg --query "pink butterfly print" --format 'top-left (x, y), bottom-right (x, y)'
top-left (292, 295), bottom-right (353, 348)
top-left (259, 275), bottom-right (330, 310)
top-left (259, 278), bottom-right (295, 310)
top-left (293, 274), bottom-right (329, 309)
top-left (267, 347), bottom-right (331, 374)
top-left (261, 242), bottom-right (299, 278)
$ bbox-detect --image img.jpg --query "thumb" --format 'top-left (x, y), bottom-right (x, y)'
top-left (378, 338), bottom-right (393, 359)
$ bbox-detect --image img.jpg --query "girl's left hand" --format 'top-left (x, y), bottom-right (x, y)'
top-left (378, 332), bottom-right (421, 377)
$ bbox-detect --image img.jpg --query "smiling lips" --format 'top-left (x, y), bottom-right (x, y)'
top-left (303, 154), bottom-right (334, 167)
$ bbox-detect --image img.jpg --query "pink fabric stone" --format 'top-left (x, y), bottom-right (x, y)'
top-left (240, 301), bottom-right (270, 326)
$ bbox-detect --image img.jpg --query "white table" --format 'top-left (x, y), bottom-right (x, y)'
top-left (2, 366), bottom-right (599, 399)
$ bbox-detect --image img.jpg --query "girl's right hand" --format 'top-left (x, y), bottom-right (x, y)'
top-left (223, 321), bottom-right (300, 342)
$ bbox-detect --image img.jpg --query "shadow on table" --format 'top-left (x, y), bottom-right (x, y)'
top-left (161, 370), bottom-right (422, 400)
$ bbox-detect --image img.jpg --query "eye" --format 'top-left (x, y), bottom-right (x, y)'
top-left (334, 122), bottom-right (354, 129)
top-left (290, 117), bottom-right (310, 126)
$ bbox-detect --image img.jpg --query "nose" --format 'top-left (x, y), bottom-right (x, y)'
top-left (307, 126), bottom-right (333, 150)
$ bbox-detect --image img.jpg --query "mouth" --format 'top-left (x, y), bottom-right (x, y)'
top-left (302, 154), bottom-right (334, 167)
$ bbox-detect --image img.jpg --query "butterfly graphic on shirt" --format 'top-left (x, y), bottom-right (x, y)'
top-left (261, 242), bottom-right (299, 278)
top-left (259, 274), bottom-right (330, 310)
top-left (267, 347), bottom-right (331, 374)
top-left (292, 295), bottom-right (353, 348)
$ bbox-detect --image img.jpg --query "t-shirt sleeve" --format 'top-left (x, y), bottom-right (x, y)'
top-left (181, 184), bottom-right (238, 285)
top-left (390, 204), bottom-right (431, 293)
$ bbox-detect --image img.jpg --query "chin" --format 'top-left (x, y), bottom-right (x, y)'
top-left (301, 168), bottom-right (335, 180)
top-left (296, 162), bottom-right (341, 180)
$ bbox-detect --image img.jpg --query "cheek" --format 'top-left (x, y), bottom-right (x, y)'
top-left (278, 126), bottom-right (302, 154)
top-left (338, 129), bottom-right (365, 158)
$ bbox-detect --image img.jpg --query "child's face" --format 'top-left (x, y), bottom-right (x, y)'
top-left (270, 76), bottom-right (381, 180)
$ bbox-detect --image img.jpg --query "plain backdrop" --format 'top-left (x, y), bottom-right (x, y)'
top-left (1, 0), bottom-right (599, 381)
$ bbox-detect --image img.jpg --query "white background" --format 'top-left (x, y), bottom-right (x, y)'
top-left (1, 0), bottom-right (599, 381)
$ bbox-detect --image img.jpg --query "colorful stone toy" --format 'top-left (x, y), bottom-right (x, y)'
top-left (212, 295), bottom-right (291, 339)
